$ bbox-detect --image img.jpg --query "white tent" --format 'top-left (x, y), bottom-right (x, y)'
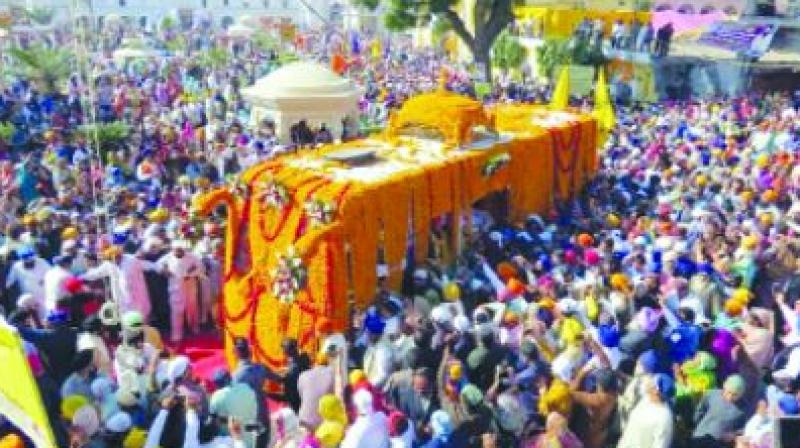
top-left (242, 61), bottom-right (361, 142)
top-left (227, 23), bottom-right (256, 38)
top-left (113, 47), bottom-right (158, 62)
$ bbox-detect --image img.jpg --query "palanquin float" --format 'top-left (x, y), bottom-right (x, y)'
top-left (193, 91), bottom-right (598, 368)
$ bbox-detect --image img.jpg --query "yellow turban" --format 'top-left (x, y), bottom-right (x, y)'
top-left (443, 282), bottom-right (460, 301)
top-left (740, 190), bottom-right (754, 203)
top-left (62, 227), bottom-right (79, 240)
top-left (349, 369), bottom-right (366, 386)
top-left (22, 214), bottom-right (36, 225)
top-left (318, 394), bottom-right (347, 426)
top-left (755, 153), bottom-right (769, 168)
top-left (759, 212), bottom-right (773, 226)
top-left (61, 395), bottom-right (89, 420)
top-left (610, 273), bottom-right (631, 292)
top-left (696, 174), bottom-right (708, 187)
top-left (123, 428), bottom-right (148, 448)
top-left (316, 421), bottom-right (345, 448)
top-left (560, 317), bottom-right (584, 346)
top-left (606, 213), bottom-right (621, 228)
top-left (449, 362), bottom-right (462, 380)
top-left (742, 235), bottom-right (759, 250)
top-left (731, 288), bottom-right (751, 304)
top-left (538, 379), bottom-right (572, 417)
top-left (35, 208), bottom-right (51, 222)
top-left (148, 208), bottom-right (169, 223)
top-left (102, 245), bottom-right (123, 260)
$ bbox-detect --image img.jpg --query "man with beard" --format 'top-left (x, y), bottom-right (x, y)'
top-left (6, 245), bottom-right (50, 318)
top-left (157, 240), bottom-right (203, 342)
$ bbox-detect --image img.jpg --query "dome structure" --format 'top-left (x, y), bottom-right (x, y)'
top-left (242, 62), bottom-right (361, 143)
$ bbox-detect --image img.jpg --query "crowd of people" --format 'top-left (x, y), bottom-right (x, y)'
top-left (3, 14), bottom-right (800, 448)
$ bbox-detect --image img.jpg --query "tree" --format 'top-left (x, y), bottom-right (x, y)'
top-left (24, 7), bottom-right (54, 25)
top-left (9, 46), bottom-right (73, 94)
top-left (536, 38), bottom-right (571, 80)
top-left (353, 0), bottom-right (523, 80)
top-left (492, 30), bottom-right (526, 72)
top-left (197, 47), bottom-right (229, 70)
top-left (77, 122), bottom-right (131, 163)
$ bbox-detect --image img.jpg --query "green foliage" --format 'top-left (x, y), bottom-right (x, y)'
top-left (353, 0), bottom-right (521, 80)
top-left (160, 16), bottom-right (176, 31)
top-left (9, 46), bottom-right (73, 94)
top-left (536, 39), bottom-right (571, 79)
top-left (24, 7), bottom-right (54, 25)
top-left (536, 36), bottom-right (606, 80)
top-left (431, 15), bottom-right (453, 42)
top-left (570, 35), bottom-right (606, 66)
top-left (164, 36), bottom-right (187, 54)
top-left (252, 31), bottom-right (278, 52)
top-left (492, 31), bottom-right (527, 71)
top-left (197, 48), bottom-right (229, 69)
top-left (78, 122), bottom-right (131, 161)
top-left (0, 122), bottom-right (14, 143)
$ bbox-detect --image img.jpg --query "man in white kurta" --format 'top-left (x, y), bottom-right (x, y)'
top-left (157, 240), bottom-right (203, 342)
top-left (6, 249), bottom-right (51, 318)
top-left (617, 375), bottom-right (675, 448)
top-left (43, 255), bottom-right (73, 313)
top-left (341, 389), bottom-right (390, 448)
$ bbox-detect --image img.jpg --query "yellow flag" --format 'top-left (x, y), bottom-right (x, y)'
top-left (0, 319), bottom-right (57, 448)
top-left (593, 68), bottom-right (616, 146)
top-left (549, 66), bottom-right (570, 110)
top-left (370, 39), bottom-right (382, 60)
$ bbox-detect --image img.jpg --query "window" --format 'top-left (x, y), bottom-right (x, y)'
top-left (282, 0), bottom-right (288, 8)
top-left (118, 0), bottom-right (126, 6)
top-left (263, 0), bottom-right (270, 7)
top-left (202, 0), bottom-right (207, 7)
top-left (223, 0), bottom-right (229, 6)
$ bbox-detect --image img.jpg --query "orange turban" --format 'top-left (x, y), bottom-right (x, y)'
top-left (497, 262), bottom-right (518, 281)
top-left (762, 189), bottom-right (778, 203)
top-left (577, 233), bottom-right (594, 248)
top-left (0, 434), bottom-right (24, 448)
top-left (724, 298), bottom-right (744, 316)
top-left (507, 278), bottom-right (525, 296)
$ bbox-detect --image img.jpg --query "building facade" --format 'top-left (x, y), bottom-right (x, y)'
top-left (5, 0), bottom-right (335, 29)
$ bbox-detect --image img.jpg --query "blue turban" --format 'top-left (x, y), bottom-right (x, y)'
top-left (364, 311), bottom-right (385, 335)
top-left (598, 324), bottom-right (621, 348)
top-left (674, 257), bottom-right (697, 278)
top-left (112, 232), bottom-right (128, 246)
top-left (537, 254), bottom-right (552, 272)
top-left (638, 350), bottom-right (659, 374)
top-left (16, 246), bottom-right (35, 259)
top-left (653, 373), bottom-right (675, 400)
top-left (46, 309), bottom-right (69, 324)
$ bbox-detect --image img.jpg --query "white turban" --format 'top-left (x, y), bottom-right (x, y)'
top-left (352, 388), bottom-right (374, 416)
top-left (167, 355), bottom-right (190, 383)
top-left (72, 405), bottom-right (100, 437)
top-left (105, 411), bottom-right (132, 433)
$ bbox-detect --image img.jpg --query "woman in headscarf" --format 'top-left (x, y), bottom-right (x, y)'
top-left (272, 408), bottom-right (306, 448)
top-left (526, 412), bottom-right (584, 448)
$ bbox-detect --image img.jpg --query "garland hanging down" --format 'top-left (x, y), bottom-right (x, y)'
top-left (304, 198), bottom-right (337, 228)
top-left (271, 247), bottom-right (307, 304)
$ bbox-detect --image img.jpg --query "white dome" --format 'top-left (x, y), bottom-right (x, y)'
top-left (244, 62), bottom-right (359, 99)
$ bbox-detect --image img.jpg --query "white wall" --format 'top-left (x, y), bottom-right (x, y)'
top-left (9, 0), bottom-right (331, 28)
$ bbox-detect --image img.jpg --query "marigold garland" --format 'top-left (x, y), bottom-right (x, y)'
top-left (193, 98), bottom-right (597, 370)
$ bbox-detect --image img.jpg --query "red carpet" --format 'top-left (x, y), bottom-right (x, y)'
top-left (166, 331), bottom-right (227, 387)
